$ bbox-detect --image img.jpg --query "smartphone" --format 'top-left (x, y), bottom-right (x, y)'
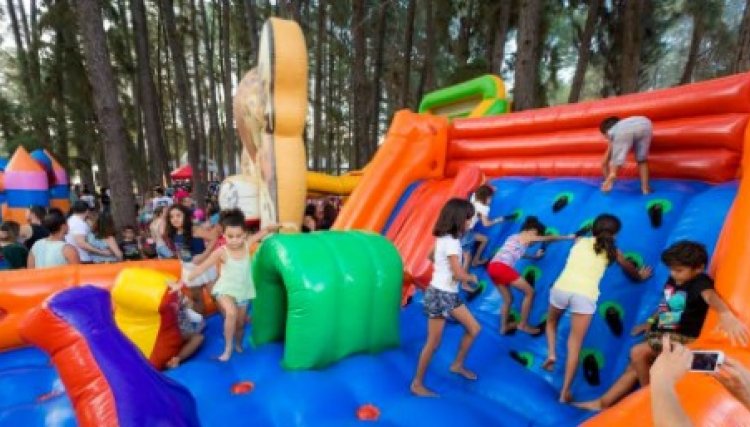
top-left (690, 350), bottom-right (725, 372)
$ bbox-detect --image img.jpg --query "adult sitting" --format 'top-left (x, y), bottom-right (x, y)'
top-left (65, 201), bottom-right (111, 263)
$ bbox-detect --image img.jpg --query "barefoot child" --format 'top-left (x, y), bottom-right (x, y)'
top-left (574, 241), bottom-right (748, 411)
top-left (187, 208), bottom-right (280, 361)
top-left (543, 214), bottom-right (652, 403)
top-left (600, 116), bottom-right (653, 194)
top-left (463, 185), bottom-right (516, 268)
top-left (411, 198), bottom-right (482, 397)
top-left (487, 216), bottom-right (574, 335)
top-left (165, 281), bottom-right (205, 369)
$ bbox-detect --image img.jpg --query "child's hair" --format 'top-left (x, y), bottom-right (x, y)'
top-left (600, 116), bottom-right (620, 135)
top-left (661, 240), bottom-right (708, 269)
top-left (520, 216), bottom-right (546, 235)
top-left (0, 221), bottom-right (20, 241)
top-left (592, 214), bottom-right (622, 262)
top-left (474, 185), bottom-right (495, 204)
top-left (433, 198), bottom-right (475, 238)
top-left (70, 200), bottom-right (90, 215)
top-left (219, 208), bottom-right (246, 230)
top-left (166, 205), bottom-right (193, 242)
top-left (121, 225), bottom-right (136, 238)
top-left (94, 213), bottom-right (117, 239)
top-left (43, 209), bottom-right (67, 234)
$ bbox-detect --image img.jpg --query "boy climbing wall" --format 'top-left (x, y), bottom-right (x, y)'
top-left (600, 116), bottom-right (653, 195)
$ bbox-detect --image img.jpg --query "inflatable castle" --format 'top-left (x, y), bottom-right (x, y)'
top-left (0, 146), bottom-right (70, 222)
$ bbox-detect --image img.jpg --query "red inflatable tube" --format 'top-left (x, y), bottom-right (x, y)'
top-left (448, 114), bottom-right (748, 160)
top-left (445, 149), bottom-right (740, 183)
top-left (387, 166), bottom-right (483, 288)
top-left (449, 72), bottom-right (750, 139)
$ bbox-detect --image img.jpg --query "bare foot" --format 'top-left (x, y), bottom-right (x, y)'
top-left (500, 321), bottom-right (518, 335)
top-left (573, 399), bottom-right (603, 411)
top-left (541, 357), bottom-right (556, 371)
top-left (450, 364), bottom-right (478, 380)
top-left (166, 356), bottom-right (180, 369)
top-left (235, 342), bottom-right (244, 353)
top-left (641, 186), bottom-right (652, 195)
top-left (518, 324), bottom-right (541, 335)
top-left (600, 177), bottom-right (615, 193)
top-left (410, 382), bottom-right (438, 397)
top-left (217, 351), bottom-right (231, 362)
top-left (559, 390), bottom-right (573, 403)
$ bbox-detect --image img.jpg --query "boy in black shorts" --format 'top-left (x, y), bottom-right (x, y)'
top-left (575, 240), bottom-right (748, 410)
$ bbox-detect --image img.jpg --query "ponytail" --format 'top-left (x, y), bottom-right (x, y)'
top-left (594, 234), bottom-right (618, 262)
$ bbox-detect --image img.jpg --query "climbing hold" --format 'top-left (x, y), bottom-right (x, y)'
top-left (465, 281), bottom-right (487, 302)
top-left (522, 266), bottom-right (542, 287)
top-left (599, 301), bottom-right (625, 337)
top-left (231, 381), bottom-right (255, 395)
top-left (581, 350), bottom-right (604, 386)
top-left (623, 251), bottom-right (644, 271)
top-left (646, 199), bottom-right (673, 228)
top-left (552, 192), bottom-right (574, 213)
top-left (357, 404), bottom-right (380, 421)
top-left (545, 227), bottom-right (560, 236)
top-left (509, 350), bottom-right (534, 368)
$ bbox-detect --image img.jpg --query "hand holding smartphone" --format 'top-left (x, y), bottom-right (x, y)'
top-left (690, 350), bottom-right (725, 372)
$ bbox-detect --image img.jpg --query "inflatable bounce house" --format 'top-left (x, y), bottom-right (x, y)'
top-left (2, 16), bottom-right (750, 427)
top-left (0, 146), bottom-right (70, 222)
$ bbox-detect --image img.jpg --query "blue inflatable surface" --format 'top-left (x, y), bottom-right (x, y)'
top-left (0, 178), bottom-right (737, 427)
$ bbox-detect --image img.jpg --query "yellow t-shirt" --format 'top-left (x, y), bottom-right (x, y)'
top-left (553, 237), bottom-right (609, 301)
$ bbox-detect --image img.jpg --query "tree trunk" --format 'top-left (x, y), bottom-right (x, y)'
top-left (454, 0), bottom-right (472, 65)
top-left (513, 0), bottom-right (543, 110)
top-left (190, 0), bottom-right (208, 181)
top-left (131, 0), bottom-right (170, 186)
top-left (326, 14), bottom-right (335, 173)
top-left (680, 10), bottom-right (705, 84)
top-left (351, 0), bottom-right (369, 167)
top-left (53, 25), bottom-right (69, 169)
top-left (400, 0), bottom-right (416, 108)
top-left (620, 0), bottom-right (644, 94)
top-left (72, 0), bottom-right (137, 228)
top-left (200, 0), bottom-right (224, 179)
top-left (488, 0), bottom-right (512, 75)
top-left (568, 0), bottom-right (601, 103)
top-left (370, 1), bottom-right (388, 151)
top-left (312, 0), bottom-right (326, 170)
top-left (221, 0), bottom-right (237, 175)
top-left (417, 0), bottom-right (435, 103)
top-left (160, 0), bottom-right (207, 207)
top-left (244, 0), bottom-right (259, 60)
top-left (735, 0), bottom-right (750, 73)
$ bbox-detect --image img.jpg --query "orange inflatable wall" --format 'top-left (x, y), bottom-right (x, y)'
top-left (0, 260), bottom-right (181, 350)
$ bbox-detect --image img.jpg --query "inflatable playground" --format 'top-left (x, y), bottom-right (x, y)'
top-left (3, 17), bottom-right (750, 427)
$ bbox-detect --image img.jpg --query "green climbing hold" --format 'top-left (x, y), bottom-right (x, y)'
top-left (623, 251), bottom-right (644, 269)
top-left (598, 301), bottom-right (624, 319)
top-left (522, 266), bottom-right (542, 284)
top-left (545, 227), bottom-right (560, 236)
top-left (580, 349), bottom-right (605, 368)
top-left (251, 231), bottom-right (403, 370)
top-left (646, 198), bottom-right (673, 214)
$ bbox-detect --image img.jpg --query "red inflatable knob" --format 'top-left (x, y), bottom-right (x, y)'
top-left (357, 404), bottom-right (380, 421)
top-left (231, 380), bottom-right (255, 395)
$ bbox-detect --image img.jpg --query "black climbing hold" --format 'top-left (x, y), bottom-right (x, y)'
top-left (625, 256), bottom-right (639, 271)
top-left (509, 350), bottom-right (530, 367)
top-left (507, 312), bottom-right (518, 324)
top-left (605, 306), bottom-right (623, 337)
top-left (524, 270), bottom-right (537, 287)
top-left (574, 224), bottom-right (592, 237)
top-left (583, 354), bottom-right (601, 386)
top-left (535, 319), bottom-right (547, 332)
top-left (648, 204), bottom-right (663, 228)
top-left (552, 195), bottom-right (569, 213)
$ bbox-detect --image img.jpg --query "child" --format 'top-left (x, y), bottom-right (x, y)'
top-left (0, 221), bottom-right (28, 269)
top-left (150, 206), bottom-right (174, 259)
top-left (411, 198), bottom-right (482, 397)
top-left (543, 213), bottom-right (652, 403)
top-left (165, 281), bottom-right (205, 369)
top-left (487, 216), bottom-right (574, 335)
top-left (187, 208), bottom-right (280, 361)
top-left (165, 204), bottom-right (216, 314)
top-left (463, 184), bottom-right (516, 268)
top-left (28, 208), bottom-right (80, 268)
top-left (87, 212), bottom-right (122, 263)
top-left (119, 225), bottom-right (143, 261)
top-left (574, 241), bottom-right (748, 411)
top-left (599, 116), bottom-right (653, 194)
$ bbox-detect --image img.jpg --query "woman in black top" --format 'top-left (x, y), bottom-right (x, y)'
top-left (22, 205), bottom-right (49, 250)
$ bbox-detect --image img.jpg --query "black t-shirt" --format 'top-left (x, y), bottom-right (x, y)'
top-left (119, 239), bottom-right (142, 261)
top-left (656, 273), bottom-right (714, 338)
top-left (25, 224), bottom-right (50, 250)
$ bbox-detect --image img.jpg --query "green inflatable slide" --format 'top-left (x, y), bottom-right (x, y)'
top-left (251, 231), bottom-right (403, 370)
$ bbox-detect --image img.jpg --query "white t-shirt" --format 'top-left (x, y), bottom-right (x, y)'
top-left (431, 235), bottom-right (462, 293)
top-left (65, 214), bottom-right (92, 262)
top-left (469, 200), bottom-right (490, 230)
top-left (151, 196), bottom-right (173, 211)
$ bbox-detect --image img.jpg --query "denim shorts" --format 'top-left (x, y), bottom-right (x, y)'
top-left (460, 232), bottom-right (476, 253)
top-left (423, 287), bottom-right (463, 319)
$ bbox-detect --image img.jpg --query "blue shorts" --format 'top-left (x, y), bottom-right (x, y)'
top-left (461, 232), bottom-right (476, 253)
top-left (423, 287), bottom-right (463, 319)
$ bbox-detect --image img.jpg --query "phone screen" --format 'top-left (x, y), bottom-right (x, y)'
top-left (691, 352), bottom-right (720, 372)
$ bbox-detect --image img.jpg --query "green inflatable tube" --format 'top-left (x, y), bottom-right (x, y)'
top-left (418, 74), bottom-right (506, 115)
top-left (251, 231), bottom-right (404, 370)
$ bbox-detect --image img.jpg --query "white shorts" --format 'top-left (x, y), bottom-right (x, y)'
top-left (549, 288), bottom-right (596, 315)
top-left (181, 262), bottom-right (218, 288)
